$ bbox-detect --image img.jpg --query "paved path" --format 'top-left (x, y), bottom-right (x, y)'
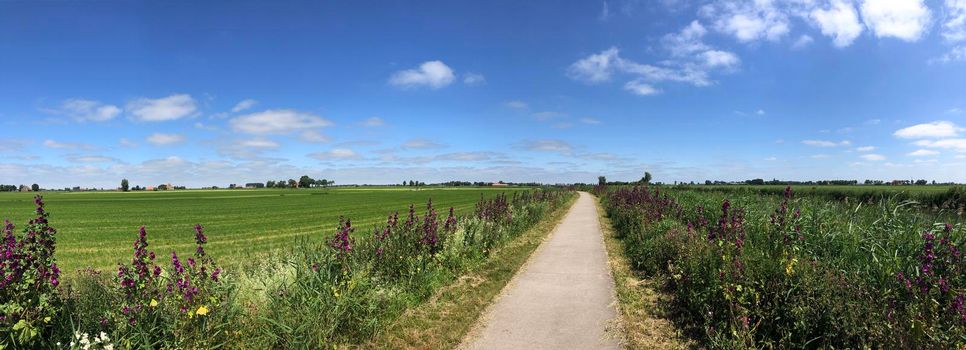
top-left (461, 192), bottom-right (620, 350)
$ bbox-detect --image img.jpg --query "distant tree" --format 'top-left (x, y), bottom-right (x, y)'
top-left (642, 171), bottom-right (652, 184)
top-left (287, 179), bottom-right (297, 188)
top-left (915, 179), bottom-right (928, 186)
top-left (598, 176), bottom-right (606, 186)
top-left (409, 180), bottom-right (415, 187)
top-left (31, 183), bottom-right (39, 192)
top-left (299, 175), bottom-right (314, 188)
top-left (121, 179), bottom-right (129, 192)
top-left (266, 180), bottom-right (276, 188)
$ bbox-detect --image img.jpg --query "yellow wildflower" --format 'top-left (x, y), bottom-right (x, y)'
top-left (149, 299), bottom-right (158, 307)
top-left (196, 305), bottom-right (209, 316)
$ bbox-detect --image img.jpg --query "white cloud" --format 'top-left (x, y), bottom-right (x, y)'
top-left (860, 0), bottom-right (932, 41)
top-left (532, 111), bottom-right (565, 121)
top-left (401, 138), bottom-right (446, 149)
top-left (568, 24), bottom-right (740, 93)
top-left (309, 148), bottom-right (361, 160)
top-left (299, 130), bottom-right (331, 143)
top-left (700, 0), bottom-right (790, 43)
top-left (567, 47), bottom-right (621, 83)
top-left (119, 138), bottom-right (138, 148)
top-left (860, 153), bottom-right (886, 161)
top-left (231, 99), bottom-right (258, 113)
top-left (913, 138), bottom-right (966, 152)
top-left (662, 20), bottom-right (710, 56)
top-left (756, 109), bottom-right (765, 116)
top-left (238, 138), bottom-right (279, 149)
top-left (810, 0), bottom-right (865, 48)
top-left (700, 50), bottom-right (741, 68)
top-left (146, 133), bottom-right (185, 146)
top-left (388, 60), bottom-right (455, 89)
top-left (66, 155), bottom-right (118, 163)
top-left (463, 72), bottom-right (486, 85)
top-left (908, 149), bottom-right (940, 156)
top-left (802, 139), bottom-right (851, 147)
top-left (810, 154), bottom-right (831, 159)
top-left (932, 45), bottom-right (966, 63)
top-left (624, 80), bottom-right (662, 96)
top-left (856, 146), bottom-right (877, 152)
top-left (505, 100), bottom-right (529, 110)
top-left (230, 109), bottom-right (332, 134)
top-left (894, 121), bottom-right (963, 138)
top-left (944, 0), bottom-right (966, 42)
top-left (791, 34), bottom-right (814, 49)
top-left (360, 117), bottom-right (385, 127)
top-left (579, 117), bottom-right (602, 125)
top-left (43, 139), bottom-right (97, 150)
top-left (866, 118), bottom-right (881, 125)
top-left (127, 94), bottom-right (198, 121)
top-left (517, 139), bottom-right (574, 155)
top-left (59, 99), bottom-right (121, 122)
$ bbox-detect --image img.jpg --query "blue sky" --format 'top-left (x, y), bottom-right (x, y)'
top-left (1, 0), bottom-right (965, 188)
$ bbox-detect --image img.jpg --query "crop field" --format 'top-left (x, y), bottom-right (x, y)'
top-left (602, 185), bottom-right (966, 347)
top-left (0, 187), bottom-right (526, 274)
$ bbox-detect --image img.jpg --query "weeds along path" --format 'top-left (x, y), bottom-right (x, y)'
top-left (460, 192), bottom-right (620, 350)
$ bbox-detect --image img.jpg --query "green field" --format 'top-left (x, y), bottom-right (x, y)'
top-left (0, 187), bottom-right (526, 274)
top-left (695, 184), bottom-right (955, 193)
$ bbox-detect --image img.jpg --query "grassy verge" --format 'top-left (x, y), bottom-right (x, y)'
top-left (365, 194), bottom-right (577, 349)
top-left (593, 195), bottom-right (697, 350)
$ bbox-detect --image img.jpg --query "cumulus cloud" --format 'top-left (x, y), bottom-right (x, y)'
top-left (309, 148), bottom-right (362, 160)
top-left (567, 23), bottom-right (740, 94)
top-left (504, 100), bottom-right (529, 110)
top-left (230, 109), bottom-right (332, 134)
top-left (58, 99), bottom-right (121, 122)
top-left (860, 154), bottom-right (886, 161)
top-left (463, 72), bottom-right (486, 85)
top-left (894, 121), bottom-right (963, 138)
top-left (699, 0), bottom-right (790, 43)
top-left (944, 0), bottom-right (966, 42)
top-left (913, 138), bottom-right (966, 152)
top-left (388, 60), bottom-right (455, 89)
top-left (66, 155), bottom-right (119, 163)
top-left (401, 138), bottom-right (446, 150)
top-left (860, 0), bottom-right (932, 41)
top-left (791, 34), bottom-right (814, 49)
top-left (567, 47), bottom-right (622, 83)
top-left (802, 139), bottom-right (851, 147)
top-left (579, 117), bottom-right (602, 125)
top-left (932, 45), bottom-right (966, 63)
top-left (43, 139), bottom-right (97, 151)
top-left (231, 99), bottom-right (258, 113)
top-left (127, 94), bottom-right (198, 121)
top-left (357, 117), bottom-right (385, 127)
top-left (908, 149), bottom-right (940, 156)
top-left (517, 139), bottom-right (574, 155)
top-left (624, 80), bottom-right (662, 96)
top-left (299, 130), bottom-right (331, 143)
top-left (810, 0), bottom-right (865, 47)
top-left (238, 138), bottom-right (279, 149)
top-left (856, 146), bottom-right (877, 152)
top-left (146, 133), bottom-right (185, 146)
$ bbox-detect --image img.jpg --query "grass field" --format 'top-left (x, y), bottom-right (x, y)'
top-left (0, 187), bottom-right (526, 274)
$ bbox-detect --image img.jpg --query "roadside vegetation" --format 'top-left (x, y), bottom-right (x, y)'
top-left (599, 185), bottom-right (964, 348)
top-left (1, 189), bottom-right (573, 348)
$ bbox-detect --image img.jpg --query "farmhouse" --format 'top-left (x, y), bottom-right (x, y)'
top-left (18, 184), bottom-right (30, 192)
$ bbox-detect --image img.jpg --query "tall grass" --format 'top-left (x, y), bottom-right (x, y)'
top-left (1, 189), bottom-right (573, 348)
top-left (602, 185), bottom-right (964, 348)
